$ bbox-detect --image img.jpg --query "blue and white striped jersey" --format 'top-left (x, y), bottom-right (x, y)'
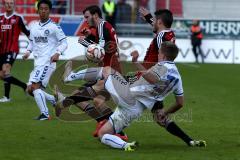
top-left (130, 61), bottom-right (183, 109)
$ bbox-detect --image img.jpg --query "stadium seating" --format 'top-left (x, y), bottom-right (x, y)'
top-left (74, 0), bottom-right (99, 14)
top-left (157, 0), bottom-right (183, 17)
top-left (182, 0), bottom-right (240, 19)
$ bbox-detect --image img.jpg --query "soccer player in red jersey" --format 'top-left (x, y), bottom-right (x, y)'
top-left (55, 5), bottom-right (127, 140)
top-left (129, 8), bottom-right (200, 147)
top-left (0, 0), bottom-right (30, 102)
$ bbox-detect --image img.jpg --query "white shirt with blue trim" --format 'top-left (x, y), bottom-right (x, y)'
top-left (130, 61), bottom-right (184, 110)
top-left (27, 19), bottom-right (67, 66)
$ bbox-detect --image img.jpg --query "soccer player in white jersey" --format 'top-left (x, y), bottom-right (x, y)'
top-left (59, 42), bottom-right (206, 151)
top-left (22, 0), bottom-right (67, 120)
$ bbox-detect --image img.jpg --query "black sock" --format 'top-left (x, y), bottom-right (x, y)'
top-left (4, 76), bottom-right (27, 91)
top-left (68, 95), bottom-right (92, 104)
top-left (166, 122), bottom-right (193, 146)
top-left (4, 82), bottom-right (11, 98)
top-left (82, 104), bottom-right (112, 122)
top-left (95, 110), bottom-right (113, 122)
top-left (68, 87), bottom-right (96, 104)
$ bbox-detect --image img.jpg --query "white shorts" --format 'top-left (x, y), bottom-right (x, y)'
top-left (28, 64), bottom-right (56, 88)
top-left (105, 74), bottom-right (146, 133)
top-left (109, 100), bottom-right (145, 133)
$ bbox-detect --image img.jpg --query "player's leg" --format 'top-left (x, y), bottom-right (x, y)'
top-left (63, 60), bottom-right (104, 83)
top-left (197, 42), bottom-right (204, 63)
top-left (98, 108), bottom-right (139, 151)
top-left (30, 82), bottom-right (50, 120)
top-left (28, 65), bottom-right (56, 120)
top-left (0, 53), bottom-right (27, 102)
top-left (192, 43), bottom-right (198, 63)
top-left (152, 102), bottom-right (206, 147)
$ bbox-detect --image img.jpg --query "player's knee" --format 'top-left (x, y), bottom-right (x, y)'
top-left (26, 85), bottom-right (33, 95)
top-left (2, 64), bottom-right (11, 75)
top-left (97, 128), bottom-right (105, 138)
top-left (93, 96), bottom-right (105, 108)
top-left (31, 83), bottom-right (41, 91)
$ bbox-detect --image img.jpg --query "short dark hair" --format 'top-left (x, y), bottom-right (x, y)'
top-left (37, 0), bottom-right (52, 10)
top-left (83, 5), bottom-right (102, 18)
top-left (160, 41), bottom-right (179, 61)
top-left (154, 9), bottom-right (173, 28)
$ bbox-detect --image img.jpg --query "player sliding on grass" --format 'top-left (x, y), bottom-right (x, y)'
top-left (57, 42), bottom-right (206, 151)
top-left (58, 9), bottom-right (204, 147)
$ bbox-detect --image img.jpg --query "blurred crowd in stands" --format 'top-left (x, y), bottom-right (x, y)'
top-left (102, 0), bottom-right (151, 27)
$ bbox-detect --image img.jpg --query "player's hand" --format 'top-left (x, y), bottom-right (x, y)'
top-left (81, 28), bottom-right (91, 36)
top-left (51, 53), bottom-right (60, 62)
top-left (131, 50), bottom-right (139, 62)
top-left (22, 51), bottom-right (31, 60)
top-left (139, 7), bottom-right (150, 20)
top-left (154, 108), bottom-right (169, 127)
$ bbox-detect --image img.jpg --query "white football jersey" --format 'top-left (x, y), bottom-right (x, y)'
top-left (130, 61), bottom-right (184, 109)
top-left (28, 19), bottom-right (67, 66)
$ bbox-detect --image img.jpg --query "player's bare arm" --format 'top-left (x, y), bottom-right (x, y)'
top-left (50, 53), bottom-right (60, 62)
top-left (131, 50), bottom-right (159, 84)
top-left (165, 96), bottom-right (184, 115)
top-left (139, 7), bottom-right (153, 26)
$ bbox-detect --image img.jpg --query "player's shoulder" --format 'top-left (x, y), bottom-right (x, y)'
top-left (13, 12), bottom-right (25, 20)
top-left (49, 20), bottom-right (63, 30)
top-left (157, 29), bottom-right (174, 37)
top-left (99, 20), bottom-right (114, 30)
top-left (157, 29), bottom-right (175, 42)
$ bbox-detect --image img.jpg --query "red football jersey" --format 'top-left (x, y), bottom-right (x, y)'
top-left (143, 29), bottom-right (175, 69)
top-left (96, 20), bottom-right (121, 73)
top-left (0, 13), bottom-right (30, 55)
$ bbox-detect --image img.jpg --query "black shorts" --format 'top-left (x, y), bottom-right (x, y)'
top-left (0, 52), bottom-right (17, 70)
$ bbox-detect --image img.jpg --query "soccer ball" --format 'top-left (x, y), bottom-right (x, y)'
top-left (85, 44), bottom-right (105, 63)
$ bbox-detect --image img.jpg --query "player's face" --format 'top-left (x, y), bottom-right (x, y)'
top-left (38, 3), bottom-right (50, 22)
top-left (84, 11), bottom-right (95, 27)
top-left (4, 0), bottom-right (14, 13)
top-left (153, 18), bottom-right (162, 33)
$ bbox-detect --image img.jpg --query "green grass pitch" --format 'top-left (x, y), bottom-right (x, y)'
top-left (0, 60), bottom-right (240, 160)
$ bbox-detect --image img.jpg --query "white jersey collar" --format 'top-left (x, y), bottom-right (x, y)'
top-left (39, 18), bottom-right (51, 27)
top-left (4, 12), bottom-right (15, 19)
top-left (159, 61), bottom-right (175, 65)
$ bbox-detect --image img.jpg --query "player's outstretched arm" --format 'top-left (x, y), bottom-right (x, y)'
top-left (139, 7), bottom-right (154, 26)
top-left (165, 96), bottom-right (184, 115)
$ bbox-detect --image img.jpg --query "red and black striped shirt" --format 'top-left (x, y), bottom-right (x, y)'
top-left (143, 29), bottom-right (176, 69)
top-left (0, 13), bottom-right (30, 55)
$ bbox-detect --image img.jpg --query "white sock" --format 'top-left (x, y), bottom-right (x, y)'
top-left (101, 134), bottom-right (127, 149)
top-left (33, 89), bottom-right (49, 116)
top-left (42, 90), bottom-right (56, 106)
top-left (67, 67), bottom-right (103, 82)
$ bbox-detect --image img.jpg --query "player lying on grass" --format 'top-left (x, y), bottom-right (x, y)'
top-left (56, 42), bottom-right (206, 151)
top-left (56, 9), bottom-right (203, 147)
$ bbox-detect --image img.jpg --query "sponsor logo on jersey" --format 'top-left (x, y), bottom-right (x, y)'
top-left (11, 19), bottom-right (16, 24)
top-left (44, 29), bottom-right (50, 36)
top-left (1, 24), bottom-right (12, 30)
top-left (34, 36), bottom-right (48, 43)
